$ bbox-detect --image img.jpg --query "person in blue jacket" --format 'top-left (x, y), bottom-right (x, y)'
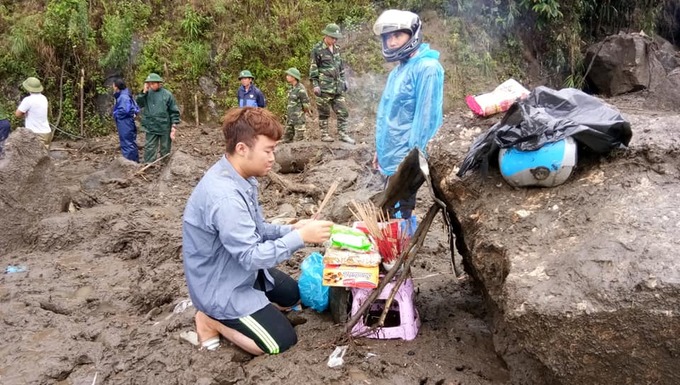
top-left (237, 70), bottom-right (266, 108)
top-left (372, 9), bottom-right (444, 220)
top-left (112, 78), bottom-right (139, 162)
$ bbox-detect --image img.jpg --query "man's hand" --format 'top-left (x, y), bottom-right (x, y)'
top-left (372, 152), bottom-right (379, 170)
top-left (292, 219), bottom-right (311, 229)
top-left (170, 125), bottom-right (177, 141)
top-left (143, 83), bottom-right (149, 93)
top-left (297, 220), bottom-right (333, 244)
top-left (313, 86), bottom-right (321, 96)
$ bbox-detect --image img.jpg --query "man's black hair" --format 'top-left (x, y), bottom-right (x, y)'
top-left (113, 78), bottom-right (127, 90)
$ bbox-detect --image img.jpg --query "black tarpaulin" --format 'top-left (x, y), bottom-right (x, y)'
top-left (457, 86), bottom-right (632, 177)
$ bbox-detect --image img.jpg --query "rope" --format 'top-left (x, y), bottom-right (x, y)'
top-left (50, 123), bottom-right (85, 140)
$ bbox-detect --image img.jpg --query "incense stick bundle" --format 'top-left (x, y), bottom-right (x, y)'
top-left (349, 200), bottom-right (409, 263)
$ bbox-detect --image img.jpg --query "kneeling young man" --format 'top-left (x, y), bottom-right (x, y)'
top-left (182, 107), bottom-right (333, 355)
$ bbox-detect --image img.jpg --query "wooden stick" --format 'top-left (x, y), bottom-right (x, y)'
top-left (134, 152), bottom-right (171, 175)
top-left (49, 147), bottom-right (79, 152)
top-left (80, 69), bottom-right (85, 137)
top-left (312, 179), bottom-right (339, 220)
top-left (194, 93), bottom-right (199, 126)
top-left (268, 171), bottom-right (321, 197)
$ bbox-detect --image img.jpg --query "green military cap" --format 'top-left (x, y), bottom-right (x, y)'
top-left (285, 68), bottom-right (301, 81)
top-left (22, 77), bottom-right (44, 93)
top-left (238, 70), bottom-right (254, 79)
top-left (322, 23), bottom-right (343, 39)
top-left (144, 73), bottom-right (164, 82)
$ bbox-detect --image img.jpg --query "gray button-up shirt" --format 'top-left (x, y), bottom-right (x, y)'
top-left (182, 156), bottom-right (304, 320)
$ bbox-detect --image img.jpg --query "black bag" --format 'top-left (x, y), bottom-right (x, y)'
top-left (457, 86), bottom-right (632, 177)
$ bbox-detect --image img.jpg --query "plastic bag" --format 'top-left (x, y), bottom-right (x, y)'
top-left (329, 225), bottom-right (373, 252)
top-left (298, 252), bottom-right (329, 312)
top-left (458, 86), bottom-right (632, 177)
top-left (465, 78), bottom-right (530, 117)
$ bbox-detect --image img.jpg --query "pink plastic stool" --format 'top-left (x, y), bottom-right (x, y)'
top-left (350, 277), bottom-right (420, 340)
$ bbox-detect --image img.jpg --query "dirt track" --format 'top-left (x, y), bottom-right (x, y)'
top-left (0, 113), bottom-right (510, 385)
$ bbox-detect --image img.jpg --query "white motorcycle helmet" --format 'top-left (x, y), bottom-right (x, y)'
top-left (373, 10), bottom-right (423, 62)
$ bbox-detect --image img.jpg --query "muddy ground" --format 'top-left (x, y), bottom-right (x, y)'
top-left (2, 91), bottom-right (666, 385)
top-left (0, 111), bottom-right (511, 385)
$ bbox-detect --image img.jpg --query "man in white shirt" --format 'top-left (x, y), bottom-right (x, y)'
top-left (15, 77), bottom-right (52, 149)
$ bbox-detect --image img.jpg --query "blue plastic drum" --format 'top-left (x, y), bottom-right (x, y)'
top-left (498, 137), bottom-right (577, 187)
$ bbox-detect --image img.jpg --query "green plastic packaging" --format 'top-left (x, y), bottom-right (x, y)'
top-left (329, 225), bottom-right (373, 252)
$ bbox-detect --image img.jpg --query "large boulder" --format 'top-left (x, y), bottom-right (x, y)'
top-left (0, 129), bottom-right (65, 253)
top-left (585, 33), bottom-right (668, 96)
top-left (427, 110), bottom-right (680, 384)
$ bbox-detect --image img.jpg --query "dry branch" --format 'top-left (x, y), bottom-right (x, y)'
top-left (268, 171), bottom-right (321, 198)
top-left (133, 152), bottom-right (171, 175)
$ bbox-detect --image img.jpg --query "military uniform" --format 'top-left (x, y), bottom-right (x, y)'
top-left (309, 24), bottom-right (354, 144)
top-left (136, 73), bottom-right (181, 163)
top-left (284, 68), bottom-right (311, 142)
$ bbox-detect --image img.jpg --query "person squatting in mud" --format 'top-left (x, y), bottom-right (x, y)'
top-left (372, 10), bottom-right (445, 220)
top-left (182, 107), bottom-right (334, 355)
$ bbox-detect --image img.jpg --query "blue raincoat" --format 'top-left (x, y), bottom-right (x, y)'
top-left (113, 88), bottom-right (139, 162)
top-left (375, 43), bottom-right (444, 176)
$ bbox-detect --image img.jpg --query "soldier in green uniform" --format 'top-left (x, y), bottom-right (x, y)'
top-left (136, 73), bottom-right (181, 163)
top-left (283, 67), bottom-right (311, 142)
top-left (309, 23), bottom-right (355, 144)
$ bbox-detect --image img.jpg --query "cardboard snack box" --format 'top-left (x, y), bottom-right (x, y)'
top-left (322, 264), bottom-right (379, 289)
top-left (323, 247), bottom-right (381, 267)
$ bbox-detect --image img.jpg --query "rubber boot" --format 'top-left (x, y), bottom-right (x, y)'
top-left (195, 311), bottom-right (221, 350)
top-left (339, 133), bottom-right (355, 145)
top-left (293, 129), bottom-right (306, 142)
top-left (282, 126), bottom-right (295, 143)
top-left (319, 120), bottom-right (334, 142)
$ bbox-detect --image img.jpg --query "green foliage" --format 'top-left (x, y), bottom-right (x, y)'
top-left (100, 1), bottom-right (151, 70)
top-left (0, 0), bottom-right (666, 139)
top-left (43, 0), bottom-right (90, 49)
top-left (136, 27), bottom-right (173, 83)
top-left (180, 5), bottom-right (212, 41)
top-left (519, 0), bottom-right (563, 25)
top-left (174, 41), bottom-right (212, 81)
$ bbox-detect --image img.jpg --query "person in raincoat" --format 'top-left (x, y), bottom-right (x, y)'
top-left (237, 70), bottom-right (266, 108)
top-left (112, 78), bottom-right (139, 162)
top-left (372, 10), bottom-right (444, 220)
top-left (0, 106), bottom-right (10, 157)
top-left (136, 73), bottom-right (181, 163)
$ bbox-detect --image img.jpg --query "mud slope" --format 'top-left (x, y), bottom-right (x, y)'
top-left (428, 96), bottom-right (680, 385)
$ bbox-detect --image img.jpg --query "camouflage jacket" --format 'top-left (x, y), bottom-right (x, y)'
top-left (309, 40), bottom-right (345, 95)
top-left (286, 82), bottom-right (311, 125)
